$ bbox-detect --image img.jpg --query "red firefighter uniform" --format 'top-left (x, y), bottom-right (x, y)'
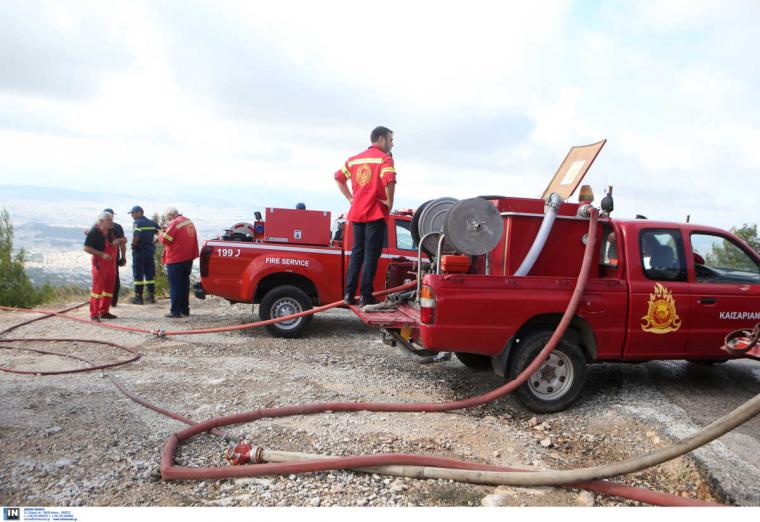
top-left (334, 145), bottom-right (397, 223)
top-left (158, 215), bottom-right (199, 263)
top-left (88, 230), bottom-right (117, 319)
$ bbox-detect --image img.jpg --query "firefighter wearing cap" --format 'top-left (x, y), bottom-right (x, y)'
top-left (84, 211), bottom-right (126, 321)
top-left (158, 207), bottom-right (199, 318)
top-left (128, 205), bottom-right (159, 305)
top-left (334, 126), bottom-right (397, 306)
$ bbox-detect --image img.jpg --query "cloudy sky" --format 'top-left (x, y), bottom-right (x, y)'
top-left (1, 0), bottom-right (759, 229)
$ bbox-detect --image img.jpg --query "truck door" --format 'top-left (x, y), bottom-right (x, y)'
top-left (687, 231), bottom-right (760, 357)
top-left (624, 227), bottom-right (691, 359)
top-left (383, 217), bottom-right (418, 289)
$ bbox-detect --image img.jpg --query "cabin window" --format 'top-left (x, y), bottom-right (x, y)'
top-left (640, 229), bottom-right (687, 282)
top-left (690, 233), bottom-right (760, 284)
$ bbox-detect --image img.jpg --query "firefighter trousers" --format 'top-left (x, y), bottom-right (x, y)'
top-left (90, 253), bottom-right (116, 319)
top-left (345, 218), bottom-right (386, 299)
top-left (167, 259), bottom-right (193, 315)
top-left (132, 250), bottom-right (156, 296)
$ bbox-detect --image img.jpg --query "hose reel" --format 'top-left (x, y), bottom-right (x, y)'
top-left (413, 197), bottom-right (459, 257)
top-left (412, 197), bottom-right (503, 257)
top-left (444, 198), bottom-right (504, 256)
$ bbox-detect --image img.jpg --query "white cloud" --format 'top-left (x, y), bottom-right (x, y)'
top-left (0, 0), bottom-right (758, 232)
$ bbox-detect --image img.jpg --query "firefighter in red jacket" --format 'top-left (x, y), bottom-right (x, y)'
top-left (158, 207), bottom-right (199, 318)
top-left (83, 211), bottom-right (127, 321)
top-left (335, 126), bottom-right (397, 306)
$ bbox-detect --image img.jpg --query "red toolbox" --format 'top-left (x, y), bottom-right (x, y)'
top-left (264, 208), bottom-right (332, 246)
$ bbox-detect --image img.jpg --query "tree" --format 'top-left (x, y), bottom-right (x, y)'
top-left (151, 212), bottom-right (170, 297)
top-left (706, 223), bottom-right (760, 271)
top-left (732, 223), bottom-right (760, 254)
top-left (0, 208), bottom-right (51, 307)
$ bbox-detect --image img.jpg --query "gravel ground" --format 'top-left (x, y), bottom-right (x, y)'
top-left (0, 296), bottom-right (743, 506)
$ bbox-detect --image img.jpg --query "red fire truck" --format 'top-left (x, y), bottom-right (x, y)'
top-left (196, 207), bottom-right (421, 337)
top-left (342, 141), bottom-right (760, 412)
top-left (199, 142), bottom-right (760, 413)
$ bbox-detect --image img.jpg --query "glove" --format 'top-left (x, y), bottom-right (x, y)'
top-left (118, 258), bottom-right (127, 267)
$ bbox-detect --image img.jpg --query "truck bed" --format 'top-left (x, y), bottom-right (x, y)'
top-left (348, 303), bottom-right (419, 328)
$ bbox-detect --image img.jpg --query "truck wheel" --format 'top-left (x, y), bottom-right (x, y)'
top-left (507, 331), bottom-right (587, 413)
top-left (454, 352), bottom-right (492, 371)
top-left (259, 285), bottom-right (313, 338)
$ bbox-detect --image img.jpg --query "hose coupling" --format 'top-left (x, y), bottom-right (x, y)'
top-left (577, 203), bottom-right (595, 218)
top-left (224, 436), bottom-right (264, 465)
top-left (152, 329), bottom-right (166, 338)
top-left (545, 192), bottom-right (562, 212)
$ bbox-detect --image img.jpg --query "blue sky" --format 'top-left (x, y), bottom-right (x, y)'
top-left (0, 0), bottom-right (758, 229)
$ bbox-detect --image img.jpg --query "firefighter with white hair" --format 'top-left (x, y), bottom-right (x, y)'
top-left (158, 207), bottom-right (199, 318)
top-left (83, 211), bottom-right (127, 321)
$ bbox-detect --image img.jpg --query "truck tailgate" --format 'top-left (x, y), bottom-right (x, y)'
top-left (349, 303), bottom-right (419, 328)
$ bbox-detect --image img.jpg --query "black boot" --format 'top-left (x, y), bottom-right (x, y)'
top-left (129, 292), bottom-right (143, 305)
top-left (146, 284), bottom-right (156, 304)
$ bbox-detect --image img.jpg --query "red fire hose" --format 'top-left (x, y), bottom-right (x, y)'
top-left (0, 208), bottom-right (726, 505)
top-left (0, 282), bottom-right (414, 337)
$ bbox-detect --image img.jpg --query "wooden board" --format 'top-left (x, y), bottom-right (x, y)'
top-left (540, 139), bottom-right (607, 200)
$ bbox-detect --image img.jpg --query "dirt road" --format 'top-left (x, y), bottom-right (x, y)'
top-left (1, 296), bottom-right (754, 506)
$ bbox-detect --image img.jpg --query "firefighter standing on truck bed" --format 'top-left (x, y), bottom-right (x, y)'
top-left (83, 211), bottom-right (127, 321)
top-left (335, 126), bottom-right (396, 306)
top-left (158, 207), bottom-right (199, 318)
top-left (128, 205), bottom-right (159, 305)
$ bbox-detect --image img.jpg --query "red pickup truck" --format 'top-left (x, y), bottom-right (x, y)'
top-left (196, 207), bottom-right (420, 337)
top-left (354, 195), bottom-right (760, 412)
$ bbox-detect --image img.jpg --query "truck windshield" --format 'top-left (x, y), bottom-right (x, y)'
top-left (395, 220), bottom-right (417, 251)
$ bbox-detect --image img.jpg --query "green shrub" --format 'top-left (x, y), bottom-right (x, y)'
top-left (0, 208), bottom-right (51, 308)
top-left (152, 212), bottom-right (170, 298)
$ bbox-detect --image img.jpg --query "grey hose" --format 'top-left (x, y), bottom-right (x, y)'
top-left (514, 192), bottom-right (562, 276)
top-left (262, 389), bottom-right (760, 487)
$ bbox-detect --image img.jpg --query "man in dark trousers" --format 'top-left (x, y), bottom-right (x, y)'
top-left (127, 205), bottom-right (159, 304)
top-left (158, 207), bottom-right (199, 318)
top-left (102, 208), bottom-right (126, 306)
top-left (334, 126), bottom-right (397, 306)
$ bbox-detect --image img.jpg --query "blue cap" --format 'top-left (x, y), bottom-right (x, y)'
top-left (103, 208), bottom-right (115, 215)
top-left (128, 205), bottom-right (143, 214)
top-left (296, 202), bottom-right (306, 210)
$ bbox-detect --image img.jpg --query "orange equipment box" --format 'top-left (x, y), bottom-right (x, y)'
top-left (441, 255), bottom-right (471, 273)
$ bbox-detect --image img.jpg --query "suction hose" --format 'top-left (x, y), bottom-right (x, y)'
top-left (514, 192), bottom-right (561, 276)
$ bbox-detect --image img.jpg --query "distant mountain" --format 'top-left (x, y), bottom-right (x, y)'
top-left (16, 221), bottom-right (87, 242)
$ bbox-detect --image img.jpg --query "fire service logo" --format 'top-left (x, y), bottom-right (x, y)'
top-left (356, 164), bottom-right (372, 186)
top-left (641, 283), bottom-right (682, 334)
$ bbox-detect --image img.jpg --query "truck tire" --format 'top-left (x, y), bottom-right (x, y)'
top-left (454, 352), bottom-right (492, 371)
top-left (259, 285), bottom-right (313, 338)
top-left (507, 331), bottom-right (587, 413)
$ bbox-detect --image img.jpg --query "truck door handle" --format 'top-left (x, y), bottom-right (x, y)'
top-left (698, 297), bottom-right (717, 305)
